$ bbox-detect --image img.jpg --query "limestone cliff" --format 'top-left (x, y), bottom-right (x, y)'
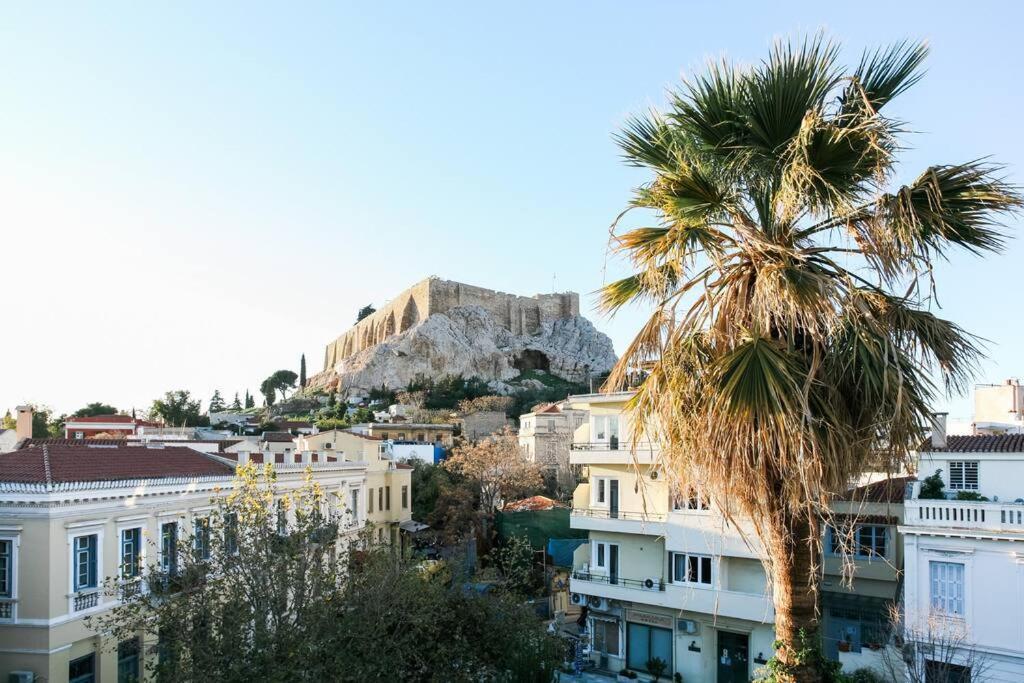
top-left (316, 305), bottom-right (616, 395)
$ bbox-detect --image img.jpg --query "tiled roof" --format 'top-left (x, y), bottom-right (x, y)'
top-left (16, 438), bottom-right (129, 449)
top-left (920, 434), bottom-right (1024, 453)
top-left (535, 404), bottom-right (562, 414)
top-left (0, 445), bottom-right (234, 484)
top-left (842, 476), bottom-right (914, 504)
top-left (395, 463), bottom-right (413, 470)
top-left (272, 420), bottom-right (313, 430)
top-left (261, 431), bottom-right (295, 443)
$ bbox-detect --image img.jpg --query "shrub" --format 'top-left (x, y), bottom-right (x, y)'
top-left (918, 469), bottom-right (946, 499)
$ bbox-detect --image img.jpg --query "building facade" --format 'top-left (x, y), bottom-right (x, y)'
top-left (901, 428), bottom-right (1024, 682)
top-left (0, 440), bottom-right (401, 682)
top-left (565, 392), bottom-right (904, 682)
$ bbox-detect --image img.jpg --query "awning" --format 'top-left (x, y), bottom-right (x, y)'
top-left (399, 520), bottom-right (430, 533)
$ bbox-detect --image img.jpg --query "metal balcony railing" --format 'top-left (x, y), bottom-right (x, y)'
top-left (571, 440), bottom-right (620, 451)
top-left (571, 570), bottom-right (665, 591)
top-left (571, 507), bottom-right (666, 522)
top-left (0, 600), bottom-right (13, 619)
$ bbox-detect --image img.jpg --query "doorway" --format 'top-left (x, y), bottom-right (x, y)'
top-left (716, 631), bottom-right (749, 683)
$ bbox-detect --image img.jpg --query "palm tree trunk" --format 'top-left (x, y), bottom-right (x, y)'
top-left (766, 508), bottom-right (823, 683)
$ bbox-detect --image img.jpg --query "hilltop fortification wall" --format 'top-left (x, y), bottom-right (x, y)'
top-left (322, 278), bottom-right (580, 372)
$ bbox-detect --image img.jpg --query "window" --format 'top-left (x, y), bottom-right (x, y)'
top-left (829, 525), bottom-right (887, 559)
top-left (949, 461), bottom-right (979, 491)
top-left (593, 541), bottom-right (617, 571)
top-left (194, 518), bottom-right (211, 560)
top-left (435, 433), bottom-right (443, 442)
top-left (0, 539), bottom-right (12, 598)
top-left (120, 528), bottom-right (142, 579)
top-left (592, 415), bottom-right (620, 448)
top-left (398, 433), bottom-right (406, 440)
top-left (925, 660), bottom-right (971, 683)
top-left (672, 486), bottom-right (709, 511)
top-left (378, 527), bottom-right (385, 543)
top-left (224, 514), bottom-right (238, 555)
top-left (670, 552), bottom-right (713, 585)
top-left (350, 489), bottom-right (360, 521)
top-left (592, 618), bottom-right (620, 656)
top-left (416, 433), bottom-right (425, 441)
top-left (626, 622), bottom-right (672, 674)
top-left (117, 637), bottom-right (141, 683)
top-left (402, 485), bottom-right (409, 509)
top-left (74, 534), bottom-right (98, 591)
top-left (378, 487), bottom-right (384, 511)
top-left (161, 522), bottom-right (178, 575)
top-left (930, 561), bottom-right (965, 616)
top-left (368, 489), bottom-right (374, 514)
top-left (69, 653), bottom-right (96, 683)
top-left (386, 486), bottom-right (391, 511)
top-left (74, 430), bottom-right (84, 439)
top-left (594, 478), bottom-right (607, 505)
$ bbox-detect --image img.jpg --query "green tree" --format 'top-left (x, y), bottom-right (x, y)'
top-left (70, 402), bottom-right (119, 418)
top-left (244, 391), bottom-right (255, 409)
top-left (89, 465), bottom-right (562, 682)
top-left (260, 370), bottom-right (299, 406)
top-left (150, 390), bottom-right (207, 427)
top-left (356, 304), bottom-right (376, 323)
top-left (603, 37), bottom-right (1020, 681)
top-left (299, 354), bottom-right (307, 389)
top-left (208, 390), bottom-right (226, 413)
top-left (230, 392), bottom-right (242, 411)
top-left (1, 410), bottom-right (14, 430)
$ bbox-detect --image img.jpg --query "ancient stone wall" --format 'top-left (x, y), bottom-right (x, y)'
top-left (322, 277), bottom-right (580, 371)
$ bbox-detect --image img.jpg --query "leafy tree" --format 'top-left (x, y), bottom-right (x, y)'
top-left (150, 390), bottom-right (208, 427)
top-left (208, 390), bottom-right (226, 413)
top-left (89, 464), bottom-right (562, 682)
top-left (314, 417), bottom-right (350, 431)
top-left (230, 392), bottom-right (242, 411)
top-left (260, 370), bottom-right (299, 406)
top-left (918, 470), bottom-right (946, 499)
top-left (299, 354), bottom-right (307, 389)
top-left (1, 411), bottom-right (14, 430)
top-left (444, 428), bottom-right (542, 511)
top-left (603, 36), bottom-right (1020, 680)
top-left (356, 304), bottom-right (376, 323)
top-left (244, 391), bottom-right (255, 409)
top-left (70, 402), bottom-right (119, 418)
top-left (486, 534), bottom-right (538, 596)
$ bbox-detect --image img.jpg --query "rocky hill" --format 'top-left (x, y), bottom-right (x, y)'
top-left (312, 305), bottom-right (617, 396)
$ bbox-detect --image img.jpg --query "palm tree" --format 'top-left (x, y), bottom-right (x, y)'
top-left (603, 36), bottom-right (1020, 682)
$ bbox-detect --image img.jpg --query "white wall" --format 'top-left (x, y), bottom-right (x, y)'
top-left (918, 452), bottom-right (1024, 502)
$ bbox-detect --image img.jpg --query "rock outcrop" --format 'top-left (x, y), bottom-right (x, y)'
top-left (319, 305), bottom-right (616, 395)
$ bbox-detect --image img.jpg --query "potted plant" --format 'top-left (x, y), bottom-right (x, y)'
top-left (646, 657), bottom-right (668, 681)
top-left (838, 639), bottom-right (851, 653)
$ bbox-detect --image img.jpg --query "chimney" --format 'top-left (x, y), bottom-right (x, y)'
top-left (930, 412), bottom-right (948, 449)
top-left (15, 405), bottom-right (32, 440)
top-left (238, 450), bottom-right (250, 465)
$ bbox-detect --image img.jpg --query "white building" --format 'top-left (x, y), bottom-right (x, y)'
top-left (901, 423), bottom-right (1024, 682)
top-left (566, 392), bottom-right (905, 681)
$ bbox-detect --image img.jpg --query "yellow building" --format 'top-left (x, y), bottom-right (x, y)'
top-left (0, 438), bottom-right (414, 682)
top-left (565, 392), bottom-right (904, 681)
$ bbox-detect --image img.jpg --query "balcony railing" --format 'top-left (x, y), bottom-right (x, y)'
top-left (0, 599), bottom-right (14, 619)
top-left (73, 591), bottom-right (99, 611)
top-left (571, 440), bottom-right (621, 451)
top-left (572, 570), bottom-right (665, 591)
top-left (120, 579), bottom-right (143, 600)
top-left (905, 499), bottom-right (1024, 531)
top-left (571, 507), bottom-right (667, 522)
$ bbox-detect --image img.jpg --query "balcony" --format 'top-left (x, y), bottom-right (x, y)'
top-left (569, 441), bottom-right (657, 465)
top-left (570, 506), bottom-right (667, 536)
top-left (904, 499), bottom-right (1024, 533)
top-left (571, 571), bottom-right (773, 623)
top-left (72, 590), bottom-right (99, 612)
top-left (0, 599), bottom-right (14, 620)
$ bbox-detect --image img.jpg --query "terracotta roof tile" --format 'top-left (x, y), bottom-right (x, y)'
top-left (261, 431), bottom-right (295, 443)
top-left (0, 445), bottom-right (234, 484)
top-left (921, 434), bottom-right (1024, 453)
top-left (17, 438), bottom-right (128, 449)
top-left (842, 476), bottom-right (914, 504)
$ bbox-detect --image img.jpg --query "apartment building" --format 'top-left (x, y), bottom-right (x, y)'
top-left (565, 392), bottom-right (904, 682)
top-left (0, 442), bottom-right (372, 682)
top-left (518, 402), bottom-right (586, 469)
top-left (295, 429), bottom-right (415, 547)
top-left (901, 425), bottom-right (1024, 682)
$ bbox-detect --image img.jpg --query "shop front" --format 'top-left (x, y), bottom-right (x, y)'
top-left (624, 610), bottom-right (673, 675)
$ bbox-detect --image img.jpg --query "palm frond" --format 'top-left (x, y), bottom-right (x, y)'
top-left (842, 40), bottom-right (929, 114)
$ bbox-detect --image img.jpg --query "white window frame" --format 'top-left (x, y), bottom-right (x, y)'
top-left (74, 430), bottom-right (84, 439)
top-left (591, 415), bottom-right (620, 446)
top-left (66, 523), bottom-right (105, 615)
top-left (590, 615), bottom-right (623, 657)
top-left (118, 525), bottom-right (145, 580)
top-left (828, 524), bottom-right (888, 559)
top-left (159, 520), bottom-right (180, 574)
top-left (0, 528), bottom-right (21, 622)
top-left (672, 486), bottom-right (710, 512)
top-left (670, 551), bottom-right (714, 587)
top-left (948, 461), bottom-right (979, 491)
top-left (929, 560), bottom-right (966, 617)
top-left (592, 541), bottom-right (618, 573)
top-left (592, 477), bottom-right (612, 507)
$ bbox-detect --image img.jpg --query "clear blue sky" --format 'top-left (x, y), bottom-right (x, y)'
top-left (2, 2), bottom-right (1022, 421)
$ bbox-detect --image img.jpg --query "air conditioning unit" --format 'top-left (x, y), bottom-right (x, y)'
top-left (9, 672), bottom-right (35, 683)
top-left (641, 576), bottom-right (661, 590)
top-left (587, 595), bottom-right (610, 611)
top-left (570, 592), bottom-right (586, 606)
top-left (677, 619), bottom-right (700, 635)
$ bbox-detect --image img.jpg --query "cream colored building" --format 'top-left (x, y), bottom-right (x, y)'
top-left (0, 440), bottom-right (402, 682)
top-left (565, 392), bottom-right (904, 681)
top-left (348, 422), bottom-right (455, 448)
top-left (518, 402), bottom-right (585, 470)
